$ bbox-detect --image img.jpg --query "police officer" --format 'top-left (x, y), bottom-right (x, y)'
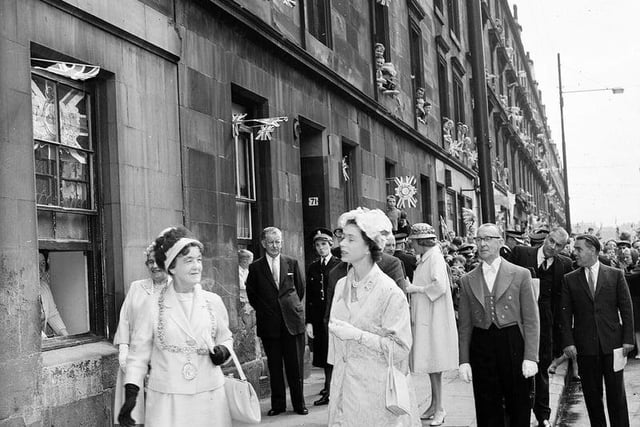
top-left (305, 228), bottom-right (341, 406)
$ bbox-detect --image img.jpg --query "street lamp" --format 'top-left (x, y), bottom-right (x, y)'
top-left (557, 53), bottom-right (623, 234)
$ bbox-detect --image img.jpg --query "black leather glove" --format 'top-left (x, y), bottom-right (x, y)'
top-left (118, 383), bottom-right (140, 427)
top-left (209, 345), bottom-right (230, 365)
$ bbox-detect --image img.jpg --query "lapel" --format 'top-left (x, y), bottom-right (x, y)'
top-left (467, 264), bottom-right (486, 308)
top-left (279, 256), bottom-right (287, 288)
top-left (578, 267), bottom-right (594, 301)
top-left (526, 247), bottom-right (538, 269)
top-left (594, 264), bottom-right (606, 300)
top-left (261, 256), bottom-right (279, 290)
top-left (164, 283), bottom-right (196, 340)
top-left (494, 260), bottom-right (515, 301)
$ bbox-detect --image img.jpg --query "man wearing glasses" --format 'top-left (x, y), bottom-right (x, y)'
top-left (457, 223), bottom-right (540, 427)
top-left (510, 227), bottom-right (573, 427)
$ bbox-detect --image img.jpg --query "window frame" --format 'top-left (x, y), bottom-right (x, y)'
top-left (31, 68), bottom-right (105, 349)
top-left (305, 0), bottom-right (333, 48)
top-left (234, 125), bottom-right (257, 242)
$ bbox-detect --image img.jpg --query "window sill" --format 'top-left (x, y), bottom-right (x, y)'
top-left (450, 30), bottom-right (462, 52)
top-left (41, 333), bottom-right (105, 352)
top-left (434, 7), bottom-right (445, 25)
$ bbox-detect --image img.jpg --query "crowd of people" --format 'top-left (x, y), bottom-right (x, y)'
top-left (103, 197), bottom-right (640, 427)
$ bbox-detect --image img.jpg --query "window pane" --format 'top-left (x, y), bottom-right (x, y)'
top-left (37, 210), bottom-right (54, 239)
top-left (31, 75), bottom-right (59, 142)
top-left (42, 251), bottom-right (90, 337)
top-left (60, 148), bottom-right (89, 181)
top-left (59, 148), bottom-right (90, 209)
top-left (55, 212), bottom-right (89, 240)
top-left (236, 200), bottom-right (252, 239)
top-left (34, 142), bottom-right (58, 205)
top-left (58, 84), bottom-right (90, 150)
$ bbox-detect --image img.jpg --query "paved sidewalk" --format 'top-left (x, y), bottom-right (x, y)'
top-left (233, 361), bottom-right (570, 427)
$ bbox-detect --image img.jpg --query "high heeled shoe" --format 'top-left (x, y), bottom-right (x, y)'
top-left (430, 409), bottom-right (446, 426)
top-left (420, 407), bottom-right (436, 420)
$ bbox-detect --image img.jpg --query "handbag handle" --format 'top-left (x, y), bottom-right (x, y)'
top-left (227, 346), bottom-right (247, 381)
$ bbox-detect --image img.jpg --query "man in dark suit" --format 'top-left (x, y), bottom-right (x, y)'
top-left (305, 228), bottom-right (341, 406)
top-left (511, 227), bottom-right (573, 427)
top-left (390, 233), bottom-right (417, 283)
top-left (458, 223), bottom-right (540, 427)
top-left (561, 234), bottom-right (634, 427)
top-left (246, 227), bottom-right (308, 416)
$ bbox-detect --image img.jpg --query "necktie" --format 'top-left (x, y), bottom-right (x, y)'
top-left (272, 258), bottom-right (279, 286)
top-left (321, 258), bottom-right (326, 267)
top-left (540, 257), bottom-right (549, 271)
top-left (587, 267), bottom-right (595, 296)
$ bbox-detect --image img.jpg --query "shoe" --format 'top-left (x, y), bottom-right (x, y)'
top-left (313, 395), bottom-right (330, 406)
top-left (267, 409), bottom-right (285, 416)
top-left (319, 388), bottom-right (328, 396)
top-left (294, 406), bottom-right (309, 415)
top-left (538, 420), bottom-right (551, 427)
top-left (420, 408), bottom-right (436, 420)
top-left (430, 409), bottom-right (446, 426)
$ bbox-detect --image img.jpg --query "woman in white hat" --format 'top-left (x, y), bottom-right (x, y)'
top-left (113, 242), bottom-right (170, 425)
top-left (327, 208), bottom-right (413, 427)
top-left (117, 226), bottom-right (234, 427)
top-left (406, 223), bottom-right (458, 425)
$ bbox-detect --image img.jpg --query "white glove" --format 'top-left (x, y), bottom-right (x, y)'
top-left (118, 344), bottom-right (129, 372)
top-left (306, 324), bottom-right (314, 339)
top-left (459, 363), bottom-right (472, 383)
top-left (405, 284), bottom-right (423, 294)
top-left (522, 360), bottom-right (538, 378)
top-left (329, 319), bottom-right (362, 341)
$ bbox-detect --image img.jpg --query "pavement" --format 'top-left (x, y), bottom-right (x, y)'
top-left (233, 360), bottom-right (571, 427)
top-left (556, 357), bottom-right (640, 426)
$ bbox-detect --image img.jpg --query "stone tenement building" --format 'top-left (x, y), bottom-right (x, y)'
top-left (0, 0), bottom-right (565, 424)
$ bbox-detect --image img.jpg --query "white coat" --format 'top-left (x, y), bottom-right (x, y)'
top-left (125, 283), bottom-right (233, 426)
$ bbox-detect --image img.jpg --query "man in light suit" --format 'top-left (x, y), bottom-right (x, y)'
top-left (246, 227), bottom-right (308, 416)
top-left (561, 234), bottom-right (634, 427)
top-left (458, 223), bottom-right (539, 427)
top-left (510, 227), bottom-right (573, 427)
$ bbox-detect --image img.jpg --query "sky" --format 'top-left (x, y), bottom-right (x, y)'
top-left (508, 0), bottom-right (640, 228)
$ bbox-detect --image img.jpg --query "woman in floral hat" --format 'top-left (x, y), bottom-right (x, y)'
top-left (327, 208), bottom-right (413, 426)
top-left (406, 223), bottom-right (458, 425)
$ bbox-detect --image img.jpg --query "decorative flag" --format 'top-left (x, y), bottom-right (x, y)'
top-left (394, 176), bottom-right (417, 208)
top-left (33, 59), bottom-right (100, 81)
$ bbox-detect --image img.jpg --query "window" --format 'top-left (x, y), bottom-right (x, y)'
top-left (409, 18), bottom-right (424, 93)
top-left (306, 0), bottom-right (332, 47)
top-left (372, 0), bottom-right (390, 61)
top-left (447, 0), bottom-right (460, 37)
top-left (434, 0), bottom-right (443, 13)
top-left (437, 56), bottom-right (449, 146)
top-left (32, 70), bottom-right (101, 342)
top-left (342, 141), bottom-right (358, 210)
top-left (385, 160), bottom-right (396, 198)
top-left (421, 175), bottom-right (432, 225)
top-left (233, 103), bottom-right (257, 242)
top-left (452, 74), bottom-right (465, 125)
top-left (446, 190), bottom-right (458, 234)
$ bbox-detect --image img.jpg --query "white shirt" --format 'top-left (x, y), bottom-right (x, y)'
top-left (536, 246), bottom-right (554, 269)
top-left (268, 254), bottom-right (281, 286)
top-left (321, 254), bottom-right (332, 266)
top-left (482, 257), bottom-right (502, 293)
top-left (584, 261), bottom-right (600, 291)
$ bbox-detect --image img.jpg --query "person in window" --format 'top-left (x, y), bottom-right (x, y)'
top-left (113, 242), bottom-right (170, 426)
top-left (327, 207), bottom-right (413, 426)
top-left (38, 250), bottom-right (68, 337)
top-left (118, 227), bottom-right (234, 427)
top-left (238, 249), bottom-right (253, 292)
